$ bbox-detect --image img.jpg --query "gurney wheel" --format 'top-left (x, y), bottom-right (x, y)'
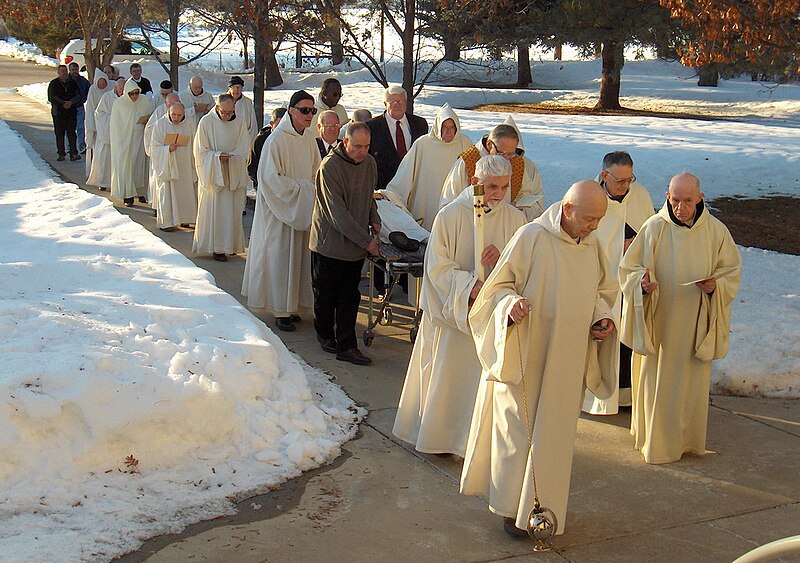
top-left (363, 330), bottom-right (375, 347)
top-left (379, 307), bottom-right (393, 326)
top-left (409, 326), bottom-right (418, 343)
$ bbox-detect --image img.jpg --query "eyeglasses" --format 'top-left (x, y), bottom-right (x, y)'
top-left (293, 106), bottom-right (318, 115)
top-left (320, 123), bottom-right (341, 128)
top-left (605, 170), bottom-right (636, 184)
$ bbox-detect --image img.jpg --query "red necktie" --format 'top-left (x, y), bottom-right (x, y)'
top-left (395, 120), bottom-right (407, 159)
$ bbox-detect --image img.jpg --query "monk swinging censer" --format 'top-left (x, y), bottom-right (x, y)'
top-left (473, 183), bottom-right (558, 552)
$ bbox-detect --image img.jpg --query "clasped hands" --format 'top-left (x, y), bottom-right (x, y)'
top-left (507, 297), bottom-right (614, 340)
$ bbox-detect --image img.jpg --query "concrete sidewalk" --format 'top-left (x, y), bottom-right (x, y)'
top-left (2, 56), bottom-right (799, 562)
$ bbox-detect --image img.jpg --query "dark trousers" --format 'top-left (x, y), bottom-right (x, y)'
top-left (311, 251), bottom-right (364, 353)
top-left (619, 343), bottom-right (632, 389)
top-left (53, 112), bottom-right (78, 157)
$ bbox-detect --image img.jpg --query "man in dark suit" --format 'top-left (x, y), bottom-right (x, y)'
top-left (316, 109), bottom-right (341, 158)
top-left (365, 86), bottom-right (428, 189)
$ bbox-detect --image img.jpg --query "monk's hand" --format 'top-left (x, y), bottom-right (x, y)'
top-left (469, 279), bottom-right (484, 304)
top-left (695, 277), bottom-right (716, 294)
top-left (481, 244), bottom-right (500, 269)
top-left (641, 268), bottom-right (658, 294)
top-left (373, 192), bottom-right (383, 200)
top-left (508, 298), bottom-right (531, 324)
top-left (219, 152), bottom-right (230, 162)
top-left (371, 223), bottom-right (381, 238)
top-left (366, 238), bottom-right (381, 257)
top-left (591, 318), bottom-right (615, 341)
top-left (169, 143), bottom-right (178, 152)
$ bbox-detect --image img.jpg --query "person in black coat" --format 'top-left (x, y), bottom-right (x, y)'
top-left (249, 107), bottom-right (287, 188)
top-left (129, 63), bottom-right (152, 96)
top-left (365, 86), bottom-right (428, 189)
top-left (47, 65), bottom-right (81, 161)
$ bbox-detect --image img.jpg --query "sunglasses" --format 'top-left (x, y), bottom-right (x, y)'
top-left (293, 106), bottom-right (318, 115)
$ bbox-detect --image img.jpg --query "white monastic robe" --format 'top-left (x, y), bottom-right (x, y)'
top-left (375, 198), bottom-right (430, 245)
top-left (441, 115), bottom-right (544, 221)
top-left (620, 201), bottom-right (741, 464)
top-left (179, 86), bottom-right (215, 124)
top-left (381, 103), bottom-right (472, 231)
top-left (110, 78), bottom-right (154, 200)
top-left (461, 202), bottom-right (617, 535)
top-left (311, 94), bottom-right (348, 137)
top-left (87, 89), bottom-right (120, 189)
top-left (228, 93), bottom-right (258, 142)
top-left (241, 116), bottom-right (321, 315)
top-left (582, 181), bottom-right (655, 415)
top-left (149, 113), bottom-right (198, 229)
top-left (144, 103), bottom-right (169, 206)
top-left (192, 109), bottom-right (250, 255)
top-left (393, 188), bottom-right (526, 456)
top-left (83, 71), bottom-right (110, 178)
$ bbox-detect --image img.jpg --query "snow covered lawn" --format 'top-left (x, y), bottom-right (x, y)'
top-left (0, 121), bottom-right (361, 561)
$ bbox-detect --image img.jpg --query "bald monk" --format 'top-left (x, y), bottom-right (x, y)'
top-left (620, 173), bottom-right (741, 464)
top-left (461, 180), bottom-right (618, 538)
top-left (180, 76), bottom-right (215, 123)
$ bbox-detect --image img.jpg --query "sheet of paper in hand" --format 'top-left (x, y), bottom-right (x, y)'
top-left (678, 278), bottom-right (711, 286)
top-left (195, 103), bottom-right (209, 113)
top-left (163, 133), bottom-right (191, 147)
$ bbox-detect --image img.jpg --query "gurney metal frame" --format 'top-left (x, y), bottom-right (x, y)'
top-left (363, 242), bottom-right (425, 347)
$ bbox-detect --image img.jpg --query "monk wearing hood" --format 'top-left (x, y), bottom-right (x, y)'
top-left (88, 78), bottom-right (124, 191)
top-left (442, 116), bottom-right (544, 221)
top-left (83, 70), bottom-right (110, 178)
top-left (461, 180), bottom-right (617, 538)
top-left (110, 78), bottom-right (154, 206)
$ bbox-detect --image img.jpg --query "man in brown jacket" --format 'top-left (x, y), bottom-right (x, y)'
top-left (310, 122), bottom-right (381, 365)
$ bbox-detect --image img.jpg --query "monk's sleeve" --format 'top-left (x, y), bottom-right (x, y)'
top-left (193, 123), bottom-right (225, 192)
top-left (585, 242), bottom-right (620, 400)
top-left (517, 161), bottom-right (545, 220)
top-left (150, 124), bottom-right (177, 183)
top-left (619, 223), bottom-right (659, 356)
top-left (256, 138), bottom-right (315, 230)
top-left (440, 159), bottom-right (467, 209)
top-left (423, 213), bottom-right (477, 334)
top-left (695, 227), bottom-right (742, 361)
top-left (468, 228), bottom-right (530, 385)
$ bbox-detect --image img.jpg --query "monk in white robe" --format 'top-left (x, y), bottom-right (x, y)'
top-left (148, 103), bottom-right (198, 231)
top-left (83, 71), bottom-right (110, 178)
top-left (110, 78), bottom-right (154, 206)
top-left (382, 103), bottom-right (472, 231)
top-left (442, 116), bottom-right (544, 221)
top-left (393, 155), bottom-right (526, 457)
top-left (620, 173), bottom-right (741, 464)
top-left (241, 90), bottom-right (321, 331)
top-left (583, 151), bottom-right (655, 415)
top-left (145, 94), bottom-right (194, 211)
top-left (225, 76), bottom-right (258, 143)
top-left (179, 76), bottom-right (215, 124)
top-left (192, 94), bottom-right (251, 260)
top-left (461, 180), bottom-right (617, 538)
top-left (88, 78), bottom-right (124, 191)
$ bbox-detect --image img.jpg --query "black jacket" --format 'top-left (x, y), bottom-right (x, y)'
top-left (248, 125), bottom-right (272, 184)
top-left (365, 112), bottom-right (428, 189)
top-left (47, 77), bottom-right (81, 117)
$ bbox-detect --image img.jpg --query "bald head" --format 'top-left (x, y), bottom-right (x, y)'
top-left (667, 172), bottom-right (703, 223)
top-left (561, 180), bottom-right (608, 239)
top-left (189, 76), bottom-right (204, 95)
top-left (169, 102), bottom-right (186, 124)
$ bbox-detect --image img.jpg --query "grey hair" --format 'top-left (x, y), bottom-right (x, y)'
top-left (488, 124), bottom-right (519, 143)
top-left (352, 108), bottom-right (372, 122)
top-left (602, 151), bottom-right (634, 169)
top-left (384, 85), bottom-right (407, 101)
top-left (317, 109), bottom-right (340, 125)
top-left (475, 155), bottom-right (511, 182)
top-left (345, 121), bottom-right (370, 139)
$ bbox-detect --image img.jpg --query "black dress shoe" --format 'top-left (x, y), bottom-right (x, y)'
top-left (123, 198), bottom-right (135, 207)
top-left (389, 231), bottom-right (420, 252)
top-left (275, 317), bottom-right (296, 332)
top-left (290, 315), bottom-right (302, 323)
top-left (56, 155), bottom-right (66, 161)
top-left (69, 154), bottom-right (81, 161)
top-left (160, 227), bottom-right (176, 232)
top-left (153, 209), bottom-right (157, 217)
top-left (213, 253), bottom-right (227, 262)
top-left (99, 187), bottom-right (107, 191)
top-left (336, 347), bottom-right (372, 365)
top-left (316, 334), bottom-right (337, 354)
top-left (503, 517), bottom-right (528, 538)
top-left (138, 196), bottom-right (148, 203)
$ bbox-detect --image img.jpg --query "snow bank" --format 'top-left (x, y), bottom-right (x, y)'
top-left (0, 120), bottom-right (362, 561)
top-left (0, 38), bottom-right (58, 66)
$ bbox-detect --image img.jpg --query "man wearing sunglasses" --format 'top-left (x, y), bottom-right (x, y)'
top-left (243, 90), bottom-right (322, 333)
top-left (583, 151), bottom-right (655, 416)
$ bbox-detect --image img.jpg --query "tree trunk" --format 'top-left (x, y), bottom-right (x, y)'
top-left (443, 35), bottom-right (460, 61)
top-left (697, 63), bottom-right (719, 87)
top-left (593, 42), bottom-right (601, 58)
top-left (401, 0), bottom-right (415, 114)
top-left (554, 43), bottom-right (562, 61)
top-left (329, 17), bottom-right (344, 65)
top-left (168, 0), bottom-right (180, 89)
top-left (242, 34), bottom-right (250, 70)
top-left (517, 43), bottom-right (531, 86)
top-left (265, 44), bottom-right (283, 88)
top-left (594, 40), bottom-right (624, 110)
